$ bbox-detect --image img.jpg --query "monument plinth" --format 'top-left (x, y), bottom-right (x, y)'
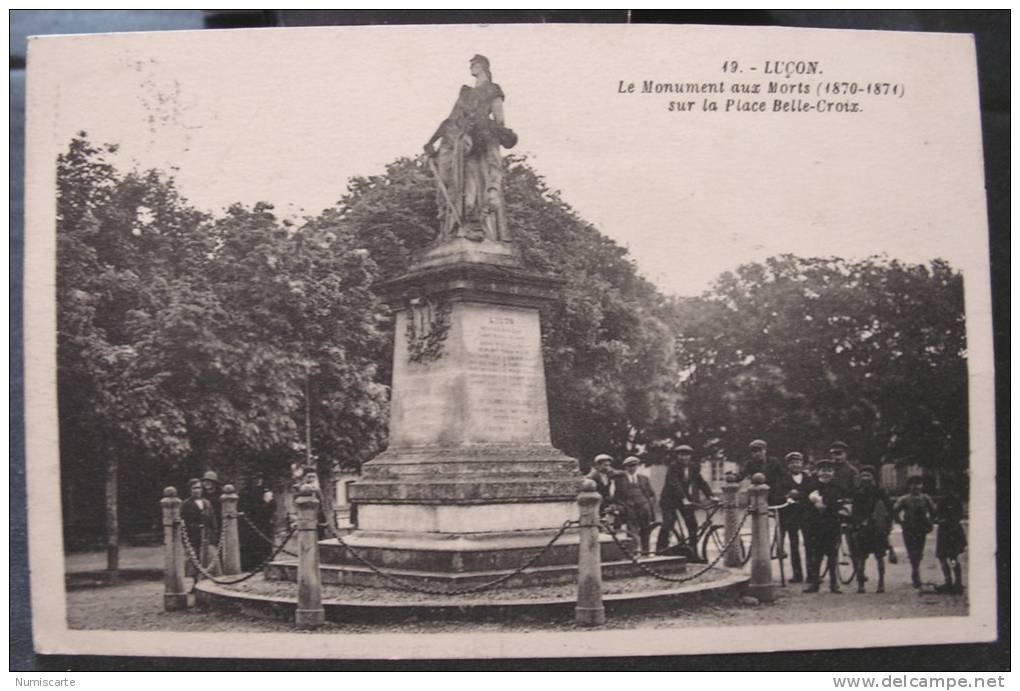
top-left (351, 241), bottom-right (579, 526)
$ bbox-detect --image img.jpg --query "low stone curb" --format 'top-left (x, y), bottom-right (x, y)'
top-left (193, 568), bottom-right (750, 624)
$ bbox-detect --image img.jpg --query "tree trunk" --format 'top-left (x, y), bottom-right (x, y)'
top-left (105, 454), bottom-right (119, 574)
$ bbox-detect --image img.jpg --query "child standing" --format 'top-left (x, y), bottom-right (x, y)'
top-left (935, 489), bottom-right (967, 594)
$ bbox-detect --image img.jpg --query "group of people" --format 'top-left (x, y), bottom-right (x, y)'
top-left (178, 470), bottom-right (278, 576)
top-left (586, 445), bottom-right (716, 559)
top-left (585, 439), bottom-right (967, 596)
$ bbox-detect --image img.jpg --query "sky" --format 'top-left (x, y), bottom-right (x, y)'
top-left (27, 24), bottom-right (989, 297)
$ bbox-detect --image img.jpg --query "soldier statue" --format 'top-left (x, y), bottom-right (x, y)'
top-left (424, 54), bottom-right (518, 244)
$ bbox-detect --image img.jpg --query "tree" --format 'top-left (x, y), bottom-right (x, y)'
top-left (672, 255), bottom-right (967, 484)
top-left (330, 154), bottom-right (682, 467)
top-left (56, 135), bottom-right (390, 555)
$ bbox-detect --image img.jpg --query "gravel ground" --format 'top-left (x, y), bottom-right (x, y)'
top-left (66, 539), bottom-right (967, 634)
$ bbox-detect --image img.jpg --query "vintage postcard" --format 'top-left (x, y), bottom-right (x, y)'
top-left (23, 23), bottom-right (997, 660)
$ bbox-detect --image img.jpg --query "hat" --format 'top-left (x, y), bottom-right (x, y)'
top-left (202, 470), bottom-right (220, 484)
top-left (623, 456), bottom-right (641, 467)
top-left (675, 445), bottom-right (694, 454)
top-left (188, 478), bottom-right (202, 488)
top-left (859, 465), bottom-right (877, 477)
top-left (593, 454), bottom-right (613, 464)
top-left (815, 459), bottom-right (835, 470)
top-left (830, 441), bottom-right (849, 451)
top-left (785, 452), bottom-right (804, 462)
top-left (470, 54), bottom-right (490, 70)
top-left (749, 439), bottom-right (767, 449)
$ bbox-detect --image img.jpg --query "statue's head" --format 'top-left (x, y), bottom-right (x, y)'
top-left (469, 54), bottom-right (492, 81)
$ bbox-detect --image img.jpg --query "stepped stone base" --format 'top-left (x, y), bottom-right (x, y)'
top-left (265, 554), bottom-right (688, 592)
top-left (316, 528), bottom-right (628, 572)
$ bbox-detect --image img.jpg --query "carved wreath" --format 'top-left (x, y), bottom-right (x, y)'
top-left (405, 296), bottom-right (451, 364)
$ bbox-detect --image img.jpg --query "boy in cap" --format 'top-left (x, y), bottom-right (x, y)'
top-left (893, 476), bottom-right (936, 588)
top-left (848, 465), bottom-right (894, 593)
top-left (803, 459), bottom-right (848, 593)
top-left (776, 451), bottom-right (815, 583)
top-left (615, 456), bottom-right (657, 555)
top-left (586, 454), bottom-right (621, 517)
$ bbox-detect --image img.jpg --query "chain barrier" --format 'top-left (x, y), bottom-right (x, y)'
top-left (179, 519), bottom-right (297, 586)
top-left (238, 511), bottom-right (298, 558)
top-left (324, 520), bottom-right (579, 596)
top-left (600, 508), bottom-right (752, 584)
top-left (216, 516), bottom-right (228, 562)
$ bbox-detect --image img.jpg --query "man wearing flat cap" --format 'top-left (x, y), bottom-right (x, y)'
top-left (828, 441), bottom-right (860, 492)
top-left (586, 454), bottom-right (620, 511)
top-left (200, 470), bottom-right (224, 548)
top-left (739, 439), bottom-right (785, 505)
top-left (614, 456), bottom-right (657, 555)
top-left (655, 445), bottom-right (715, 557)
top-left (776, 451), bottom-right (815, 583)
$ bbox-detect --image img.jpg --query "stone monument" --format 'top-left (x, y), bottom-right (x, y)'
top-left (320, 56), bottom-right (621, 588)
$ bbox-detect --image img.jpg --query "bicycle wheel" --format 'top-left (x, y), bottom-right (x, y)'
top-left (838, 531), bottom-right (858, 585)
top-left (700, 524), bottom-right (723, 562)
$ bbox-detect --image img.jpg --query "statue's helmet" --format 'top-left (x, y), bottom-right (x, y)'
top-left (470, 54), bottom-right (492, 79)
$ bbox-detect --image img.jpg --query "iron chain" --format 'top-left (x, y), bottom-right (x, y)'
top-left (238, 511), bottom-right (298, 557)
top-left (325, 520), bottom-right (579, 596)
top-left (178, 518), bottom-right (297, 586)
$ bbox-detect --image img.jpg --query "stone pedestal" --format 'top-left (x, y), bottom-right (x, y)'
top-left (330, 240), bottom-right (621, 584)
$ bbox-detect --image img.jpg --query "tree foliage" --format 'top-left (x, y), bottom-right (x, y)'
top-left (57, 134), bottom-right (389, 539)
top-left (672, 254), bottom-right (967, 481)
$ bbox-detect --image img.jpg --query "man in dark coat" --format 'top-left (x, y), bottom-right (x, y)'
top-left (181, 478), bottom-right (218, 576)
top-left (849, 465), bottom-right (895, 593)
top-left (829, 441), bottom-right (861, 493)
top-left (201, 470), bottom-right (224, 547)
top-left (776, 451), bottom-right (815, 583)
top-left (739, 439), bottom-right (786, 505)
top-left (803, 459), bottom-right (848, 593)
top-left (655, 445), bottom-right (715, 557)
top-left (240, 475), bottom-right (277, 571)
top-left (614, 456), bottom-right (657, 556)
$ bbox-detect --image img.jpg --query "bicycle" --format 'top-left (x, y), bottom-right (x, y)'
top-left (657, 500), bottom-right (725, 563)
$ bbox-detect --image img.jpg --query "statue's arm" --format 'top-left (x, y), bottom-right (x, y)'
top-left (491, 96), bottom-right (505, 127)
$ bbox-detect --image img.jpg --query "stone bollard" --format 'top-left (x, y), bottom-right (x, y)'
top-left (721, 475), bottom-right (743, 568)
top-left (294, 483), bottom-right (325, 628)
top-left (160, 487), bottom-right (188, 611)
top-left (747, 473), bottom-right (775, 602)
top-left (220, 484), bottom-right (242, 575)
top-left (575, 478), bottom-right (605, 627)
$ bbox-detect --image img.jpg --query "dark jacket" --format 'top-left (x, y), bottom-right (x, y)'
top-left (585, 468), bottom-right (619, 509)
top-left (614, 471), bottom-right (656, 514)
top-left (660, 462), bottom-right (714, 510)
top-left (181, 496), bottom-right (218, 548)
top-left (850, 484), bottom-right (894, 532)
top-left (804, 480), bottom-right (845, 539)
top-left (739, 456), bottom-right (786, 504)
top-left (775, 471), bottom-right (816, 529)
